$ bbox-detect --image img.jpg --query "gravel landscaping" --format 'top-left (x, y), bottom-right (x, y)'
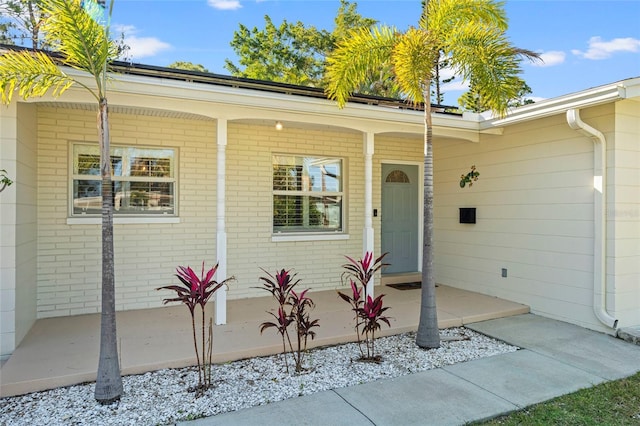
top-left (0, 328), bottom-right (518, 426)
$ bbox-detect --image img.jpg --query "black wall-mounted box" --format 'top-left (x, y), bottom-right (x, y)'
top-left (459, 207), bottom-right (476, 224)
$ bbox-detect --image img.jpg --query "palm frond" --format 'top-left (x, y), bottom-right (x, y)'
top-left (40, 0), bottom-right (116, 95)
top-left (512, 46), bottom-right (544, 64)
top-left (392, 28), bottom-right (438, 104)
top-left (423, 0), bottom-right (508, 34)
top-left (0, 50), bottom-right (74, 104)
top-left (447, 24), bottom-right (524, 116)
top-left (325, 25), bottom-right (398, 108)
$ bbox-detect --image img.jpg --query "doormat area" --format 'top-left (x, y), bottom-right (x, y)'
top-left (386, 282), bottom-right (422, 290)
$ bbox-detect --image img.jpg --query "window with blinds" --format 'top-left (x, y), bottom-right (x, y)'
top-left (272, 155), bottom-right (343, 233)
top-left (71, 144), bottom-right (176, 216)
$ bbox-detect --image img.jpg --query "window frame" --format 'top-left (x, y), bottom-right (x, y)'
top-left (271, 153), bottom-right (346, 237)
top-left (69, 142), bottom-right (178, 219)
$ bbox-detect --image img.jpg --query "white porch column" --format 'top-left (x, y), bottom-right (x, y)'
top-left (363, 132), bottom-right (375, 297)
top-left (215, 118), bottom-right (228, 325)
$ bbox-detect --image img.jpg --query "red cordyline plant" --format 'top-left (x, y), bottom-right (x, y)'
top-left (338, 252), bottom-right (391, 361)
top-left (157, 262), bottom-right (234, 394)
top-left (257, 268), bottom-right (320, 373)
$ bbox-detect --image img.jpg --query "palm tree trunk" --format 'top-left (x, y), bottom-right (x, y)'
top-left (95, 98), bottom-right (123, 403)
top-left (416, 95), bottom-right (441, 349)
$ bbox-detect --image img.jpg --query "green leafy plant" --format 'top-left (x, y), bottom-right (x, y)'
top-left (460, 165), bottom-right (480, 188)
top-left (257, 268), bottom-right (320, 373)
top-left (338, 252), bottom-right (390, 361)
top-left (0, 169), bottom-right (13, 193)
top-left (157, 262), bottom-right (234, 394)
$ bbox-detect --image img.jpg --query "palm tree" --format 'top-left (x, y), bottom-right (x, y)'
top-left (0, 0), bottom-right (122, 402)
top-left (325, 0), bottom-right (540, 349)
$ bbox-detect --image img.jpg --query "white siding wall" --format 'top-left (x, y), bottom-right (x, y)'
top-left (0, 102), bottom-right (38, 359)
top-left (36, 107), bottom-right (217, 317)
top-left (611, 99), bottom-right (640, 328)
top-left (433, 109), bottom-right (611, 332)
top-left (0, 102), bottom-right (18, 360)
top-left (15, 104), bottom-right (38, 346)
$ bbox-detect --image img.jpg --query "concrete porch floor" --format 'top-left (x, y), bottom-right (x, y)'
top-left (0, 285), bottom-right (529, 398)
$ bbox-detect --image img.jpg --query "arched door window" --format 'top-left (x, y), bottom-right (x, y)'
top-left (385, 170), bottom-right (410, 183)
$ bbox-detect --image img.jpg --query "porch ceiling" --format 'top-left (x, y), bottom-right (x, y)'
top-left (34, 102), bottom-right (478, 142)
top-left (30, 69), bottom-right (482, 141)
top-left (232, 117), bottom-right (363, 134)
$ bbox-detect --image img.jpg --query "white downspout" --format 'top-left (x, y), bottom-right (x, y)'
top-left (566, 109), bottom-right (618, 329)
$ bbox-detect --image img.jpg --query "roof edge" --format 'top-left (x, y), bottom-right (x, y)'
top-left (483, 77), bottom-right (640, 128)
top-left (0, 43), bottom-right (460, 115)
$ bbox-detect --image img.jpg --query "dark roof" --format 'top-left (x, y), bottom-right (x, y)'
top-left (1, 44), bottom-right (460, 114)
top-left (110, 61), bottom-right (460, 114)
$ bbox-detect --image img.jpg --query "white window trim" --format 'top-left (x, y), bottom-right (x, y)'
top-left (69, 142), bottom-right (178, 221)
top-left (67, 216), bottom-right (181, 225)
top-left (272, 233), bottom-right (350, 242)
top-left (272, 153), bottom-right (346, 236)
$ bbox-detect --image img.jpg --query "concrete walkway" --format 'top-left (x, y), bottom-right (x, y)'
top-left (180, 314), bottom-right (640, 426)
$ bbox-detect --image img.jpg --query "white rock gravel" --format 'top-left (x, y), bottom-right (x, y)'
top-left (0, 328), bottom-right (518, 426)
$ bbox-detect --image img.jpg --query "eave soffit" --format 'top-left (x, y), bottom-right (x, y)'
top-left (17, 69), bottom-right (491, 143)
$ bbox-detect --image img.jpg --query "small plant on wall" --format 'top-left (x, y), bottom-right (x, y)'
top-left (157, 262), bottom-right (234, 395)
top-left (0, 169), bottom-right (13, 193)
top-left (460, 165), bottom-right (480, 188)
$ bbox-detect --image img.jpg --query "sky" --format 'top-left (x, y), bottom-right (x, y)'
top-left (106, 0), bottom-right (640, 106)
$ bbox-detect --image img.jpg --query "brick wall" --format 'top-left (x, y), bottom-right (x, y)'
top-left (37, 106), bottom-right (217, 317)
top-left (225, 123), bottom-right (364, 298)
top-left (36, 110), bottom-right (431, 317)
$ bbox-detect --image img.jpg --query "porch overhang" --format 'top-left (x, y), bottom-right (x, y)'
top-left (21, 66), bottom-right (485, 143)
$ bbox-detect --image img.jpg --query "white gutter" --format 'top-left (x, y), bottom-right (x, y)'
top-left (487, 77), bottom-right (640, 128)
top-left (566, 109), bottom-right (618, 330)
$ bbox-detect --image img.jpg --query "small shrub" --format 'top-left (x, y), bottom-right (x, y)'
top-left (157, 262), bottom-right (234, 394)
top-left (257, 268), bottom-right (319, 373)
top-left (338, 252), bottom-right (391, 361)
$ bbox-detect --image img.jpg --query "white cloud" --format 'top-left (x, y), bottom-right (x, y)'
top-left (441, 80), bottom-right (469, 93)
top-left (207, 0), bottom-right (242, 10)
top-left (532, 51), bottom-right (566, 67)
top-left (112, 24), bottom-right (171, 60)
top-left (572, 36), bottom-right (640, 60)
top-left (112, 24), bottom-right (135, 35)
top-left (433, 66), bottom-right (469, 102)
top-left (435, 66), bottom-right (467, 91)
top-left (438, 66), bottom-right (456, 81)
top-left (125, 36), bottom-right (172, 59)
